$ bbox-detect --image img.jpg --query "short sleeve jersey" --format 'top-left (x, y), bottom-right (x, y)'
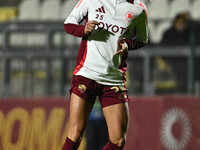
top-left (64, 0), bottom-right (148, 86)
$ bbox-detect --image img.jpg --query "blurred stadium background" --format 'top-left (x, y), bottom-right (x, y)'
top-left (0, 0), bottom-right (200, 150)
top-left (0, 0), bottom-right (200, 97)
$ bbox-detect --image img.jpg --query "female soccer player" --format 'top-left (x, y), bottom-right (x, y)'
top-left (61, 0), bottom-right (148, 149)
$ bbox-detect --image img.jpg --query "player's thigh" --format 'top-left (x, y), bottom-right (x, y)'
top-left (102, 102), bottom-right (129, 140)
top-left (69, 93), bottom-right (93, 133)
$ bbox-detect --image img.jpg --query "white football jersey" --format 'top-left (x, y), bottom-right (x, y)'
top-left (64, 0), bottom-right (148, 86)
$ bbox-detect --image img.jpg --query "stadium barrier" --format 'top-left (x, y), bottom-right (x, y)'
top-left (0, 22), bottom-right (200, 97)
top-left (0, 96), bottom-right (200, 150)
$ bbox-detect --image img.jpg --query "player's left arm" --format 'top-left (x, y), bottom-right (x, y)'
top-left (125, 3), bottom-right (148, 51)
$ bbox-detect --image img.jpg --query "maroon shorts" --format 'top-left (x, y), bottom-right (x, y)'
top-left (70, 75), bottom-right (129, 108)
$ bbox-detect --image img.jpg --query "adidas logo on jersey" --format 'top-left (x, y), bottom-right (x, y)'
top-left (96, 6), bottom-right (106, 13)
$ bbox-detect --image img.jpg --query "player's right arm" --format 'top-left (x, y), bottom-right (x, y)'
top-left (64, 0), bottom-right (96, 37)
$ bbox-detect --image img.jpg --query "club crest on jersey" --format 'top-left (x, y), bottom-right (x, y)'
top-left (78, 84), bottom-right (87, 93)
top-left (125, 11), bottom-right (134, 22)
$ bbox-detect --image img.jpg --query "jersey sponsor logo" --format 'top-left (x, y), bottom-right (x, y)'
top-left (125, 11), bottom-right (134, 22)
top-left (96, 6), bottom-right (106, 13)
top-left (96, 22), bottom-right (126, 34)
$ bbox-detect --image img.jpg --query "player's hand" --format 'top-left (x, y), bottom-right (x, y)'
top-left (84, 21), bottom-right (99, 34)
top-left (114, 39), bottom-right (128, 55)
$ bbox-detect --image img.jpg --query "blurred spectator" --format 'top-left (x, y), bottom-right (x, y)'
top-left (185, 12), bottom-right (200, 45)
top-left (153, 56), bottom-right (177, 94)
top-left (161, 13), bottom-right (190, 45)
